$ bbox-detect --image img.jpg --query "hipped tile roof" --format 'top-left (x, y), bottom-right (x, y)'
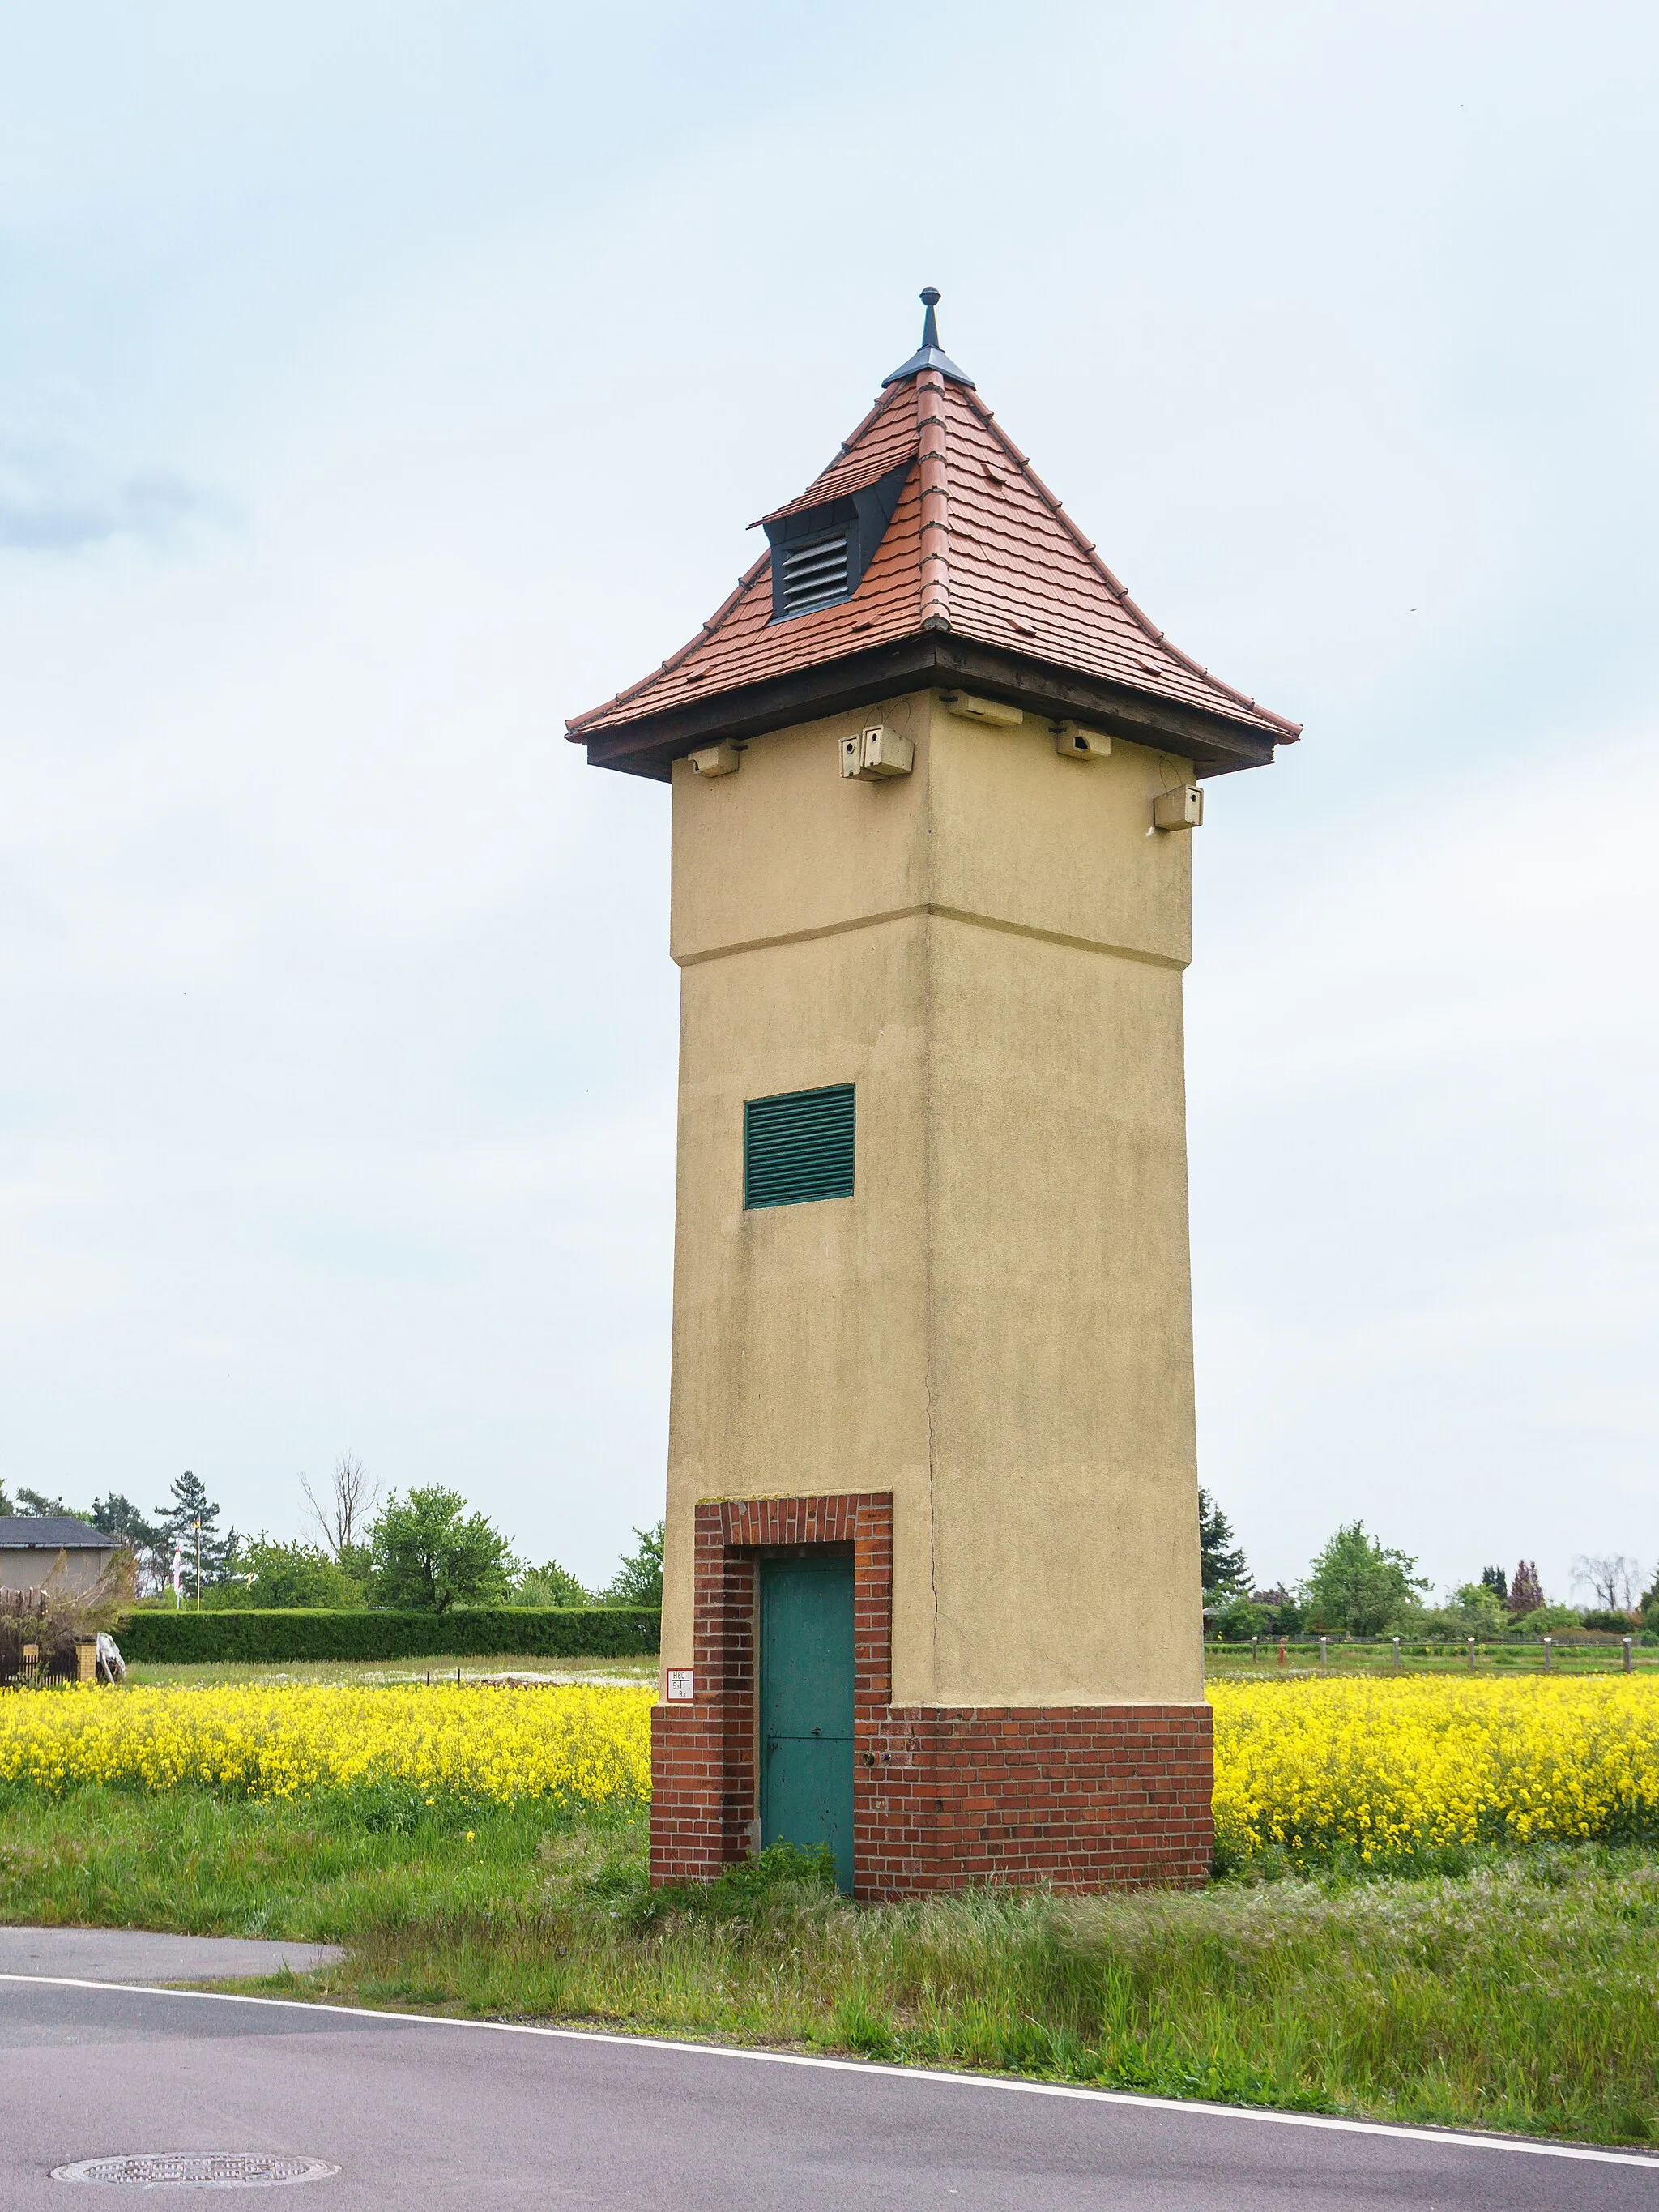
top-left (0, 1516), bottom-right (109, 1549)
top-left (568, 324), bottom-right (1299, 755)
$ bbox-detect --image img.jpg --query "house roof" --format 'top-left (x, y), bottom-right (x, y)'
top-left (0, 1516), bottom-right (109, 1549)
top-left (567, 293), bottom-right (1300, 781)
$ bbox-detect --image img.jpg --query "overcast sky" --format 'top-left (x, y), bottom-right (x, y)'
top-left (2, 1), bottom-right (1653, 1601)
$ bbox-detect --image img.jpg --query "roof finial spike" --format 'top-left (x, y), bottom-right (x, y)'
top-left (882, 285), bottom-right (975, 391)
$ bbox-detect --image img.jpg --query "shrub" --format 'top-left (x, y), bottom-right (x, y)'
top-left (237, 1536), bottom-right (366, 1610)
top-left (599, 1523), bottom-right (663, 1608)
top-left (1512, 1604), bottom-right (1585, 1634)
top-left (1211, 1598), bottom-right (1273, 1642)
top-left (115, 1606), bottom-right (659, 1664)
top-left (515, 1561), bottom-right (591, 1608)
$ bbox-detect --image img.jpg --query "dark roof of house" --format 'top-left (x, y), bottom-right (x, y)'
top-left (0, 1516), bottom-right (109, 1548)
top-left (567, 291), bottom-right (1301, 782)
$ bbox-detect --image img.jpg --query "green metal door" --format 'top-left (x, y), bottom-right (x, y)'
top-left (758, 1555), bottom-right (855, 1890)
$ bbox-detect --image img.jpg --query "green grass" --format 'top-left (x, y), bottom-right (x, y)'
top-left (2, 1781), bottom-right (1655, 2146)
top-left (119, 1655), bottom-right (658, 1689)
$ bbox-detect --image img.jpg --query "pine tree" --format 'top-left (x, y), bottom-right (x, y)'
top-left (1480, 1565), bottom-right (1508, 1602)
top-left (16, 1487), bottom-right (85, 1518)
top-left (91, 1495), bottom-right (160, 1550)
top-left (1197, 1490), bottom-right (1248, 1598)
top-left (154, 1471), bottom-right (235, 1591)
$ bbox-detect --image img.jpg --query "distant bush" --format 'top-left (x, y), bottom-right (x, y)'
top-left (116, 1607), bottom-right (659, 1664)
top-left (1210, 1599), bottom-right (1273, 1642)
top-left (222, 1537), bottom-right (366, 1611)
top-left (514, 1561), bottom-right (591, 1608)
top-left (1512, 1604), bottom-right (1587, 1635)
top-left (1581, 1609), bottom-right (1640, 1635)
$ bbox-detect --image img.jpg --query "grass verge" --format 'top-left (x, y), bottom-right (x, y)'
top-left (118, 1655), bottom-right (658, 1688)
top-left (1, 1781), bottom-right (1655, 2146)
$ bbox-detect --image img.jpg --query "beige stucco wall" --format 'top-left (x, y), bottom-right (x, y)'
top-left (0, 1546), bottom-right (115, 1595)
top-left (660, 690), bottom-right (1205, 1707)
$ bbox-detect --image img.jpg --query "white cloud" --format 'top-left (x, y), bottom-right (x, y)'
top-left (0, 0), bottom-right (1654, 1596)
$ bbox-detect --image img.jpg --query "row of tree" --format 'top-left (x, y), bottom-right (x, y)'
top-left (1199, 1492), bottom-right (1659, 1642)
top-left (0, 1462), bottom-right (662, 1617)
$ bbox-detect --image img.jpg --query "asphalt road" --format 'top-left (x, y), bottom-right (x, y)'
top-left (3, 1975), bottom-right (1657, 2210)
top-left (0, 1927), bottom-right (342, 1984)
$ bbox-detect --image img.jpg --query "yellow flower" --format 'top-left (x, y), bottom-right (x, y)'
top-left (0, 1682), bottom-right (652, 1807)
top-left (1211, 1676), bottom-right (1659, 1866)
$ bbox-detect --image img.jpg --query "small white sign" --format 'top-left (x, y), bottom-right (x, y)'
top-left (666, 1668), bottom-right (695, 1702)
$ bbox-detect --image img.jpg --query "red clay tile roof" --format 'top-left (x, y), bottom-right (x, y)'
top-left (757, 441), bottom-right (919, 525)
top-left (568, 360), bottom-right (1299, 745)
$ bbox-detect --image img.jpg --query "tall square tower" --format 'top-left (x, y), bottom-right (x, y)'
top-left (569, 295), bottom-right (1299, 1896)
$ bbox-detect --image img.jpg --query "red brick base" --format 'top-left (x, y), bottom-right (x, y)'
top-left (650, 1493), bottom-right (1213, 1897)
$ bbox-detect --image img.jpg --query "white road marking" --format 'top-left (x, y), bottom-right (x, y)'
top-left (2, 1972), bottom-right (1656, 2173)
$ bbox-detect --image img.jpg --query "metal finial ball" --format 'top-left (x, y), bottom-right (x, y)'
top-left (920, 287), bottom-right (941, 307)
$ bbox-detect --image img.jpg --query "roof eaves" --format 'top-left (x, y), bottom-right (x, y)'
top-left (568, 382), bottom-right (923, 741)
top-left (962, 389), bottom-right (1303, 741)
top-left (565, 554), bottom-right (771, 736)
top-left (577, 631), bottom-right (1285, 784)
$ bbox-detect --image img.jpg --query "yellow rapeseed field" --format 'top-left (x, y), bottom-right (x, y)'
top-left (1211, 1676), bottom-right (1659, 1864)
top-left (2, 1678), bottom-right (1657, 1861)
top-left (0, 1682), bottom-right (653, 1805)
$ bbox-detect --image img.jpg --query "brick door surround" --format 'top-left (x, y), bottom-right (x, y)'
top-left (650, 1490), bottom-right (1213, 1898)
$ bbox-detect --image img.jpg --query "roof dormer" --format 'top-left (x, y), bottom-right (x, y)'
top-left (760, 450), bottom-right (915, 621)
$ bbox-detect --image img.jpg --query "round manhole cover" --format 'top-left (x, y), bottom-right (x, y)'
top-left (53, 2154), bottom-right (337, 2189)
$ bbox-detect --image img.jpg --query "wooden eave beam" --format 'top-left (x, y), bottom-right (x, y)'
top-left (571, 635), bottom-right (1281, 783)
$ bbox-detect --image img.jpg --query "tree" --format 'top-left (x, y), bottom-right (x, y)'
top-left (154, 1471), bottom-right (237, 1592)
top-left (1197, 1489), bottom-right (1248, 1598)
top-left (301, 1454), bottom-right (378, 1565)
top-left (1247, 1583), bottom-right (1304, 1634)
top-left (87, 1495), bottom-right (164, 1599)
top-left (90, 1494), bottom-right (159, 1549)
top-left (514, 1561), bottom-right (591, 1607)
top-left (1508, 1560), bottom-right (1544, 1616)
top-left (1480, 1565), bottom-right (1508, 1603)
top-left (1448, 1582), bottom-right (1510, 1638)
top-left (240, 1535), bottom-right (365, 1609)
top-left (1572, 1554), bottom-right (1639, 1613)
top-left (1301, 1522), bottom-right (1427, 1637)
top-left (16, 1487), bottom-right (87, 1518)
top-left (601, 1522), bottom-right (663, 1608)
top-left (368, 1488), bottom-right (518, 1613)
top-left (1209, 1595), bottom-right (1273, 1642)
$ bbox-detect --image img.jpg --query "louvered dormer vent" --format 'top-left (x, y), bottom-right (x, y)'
top-left (779, 534), bottom-right (851, 617)
top-left (761, 453), bottom-right (915, 624)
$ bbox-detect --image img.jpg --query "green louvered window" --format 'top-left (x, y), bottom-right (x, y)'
top-left (744, 1084), bottom-right (855, 1209)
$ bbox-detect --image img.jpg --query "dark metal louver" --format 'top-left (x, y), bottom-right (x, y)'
top-left (763, 457), bottom-right (913, 624)
top-left (744, 1084), bottom-right (855, 1209)
top-left (778, 535), bottom-right (851, 617)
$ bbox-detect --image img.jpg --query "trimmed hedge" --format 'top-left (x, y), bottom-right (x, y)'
top-left (116, 1607), bottom-right (659, 1664)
